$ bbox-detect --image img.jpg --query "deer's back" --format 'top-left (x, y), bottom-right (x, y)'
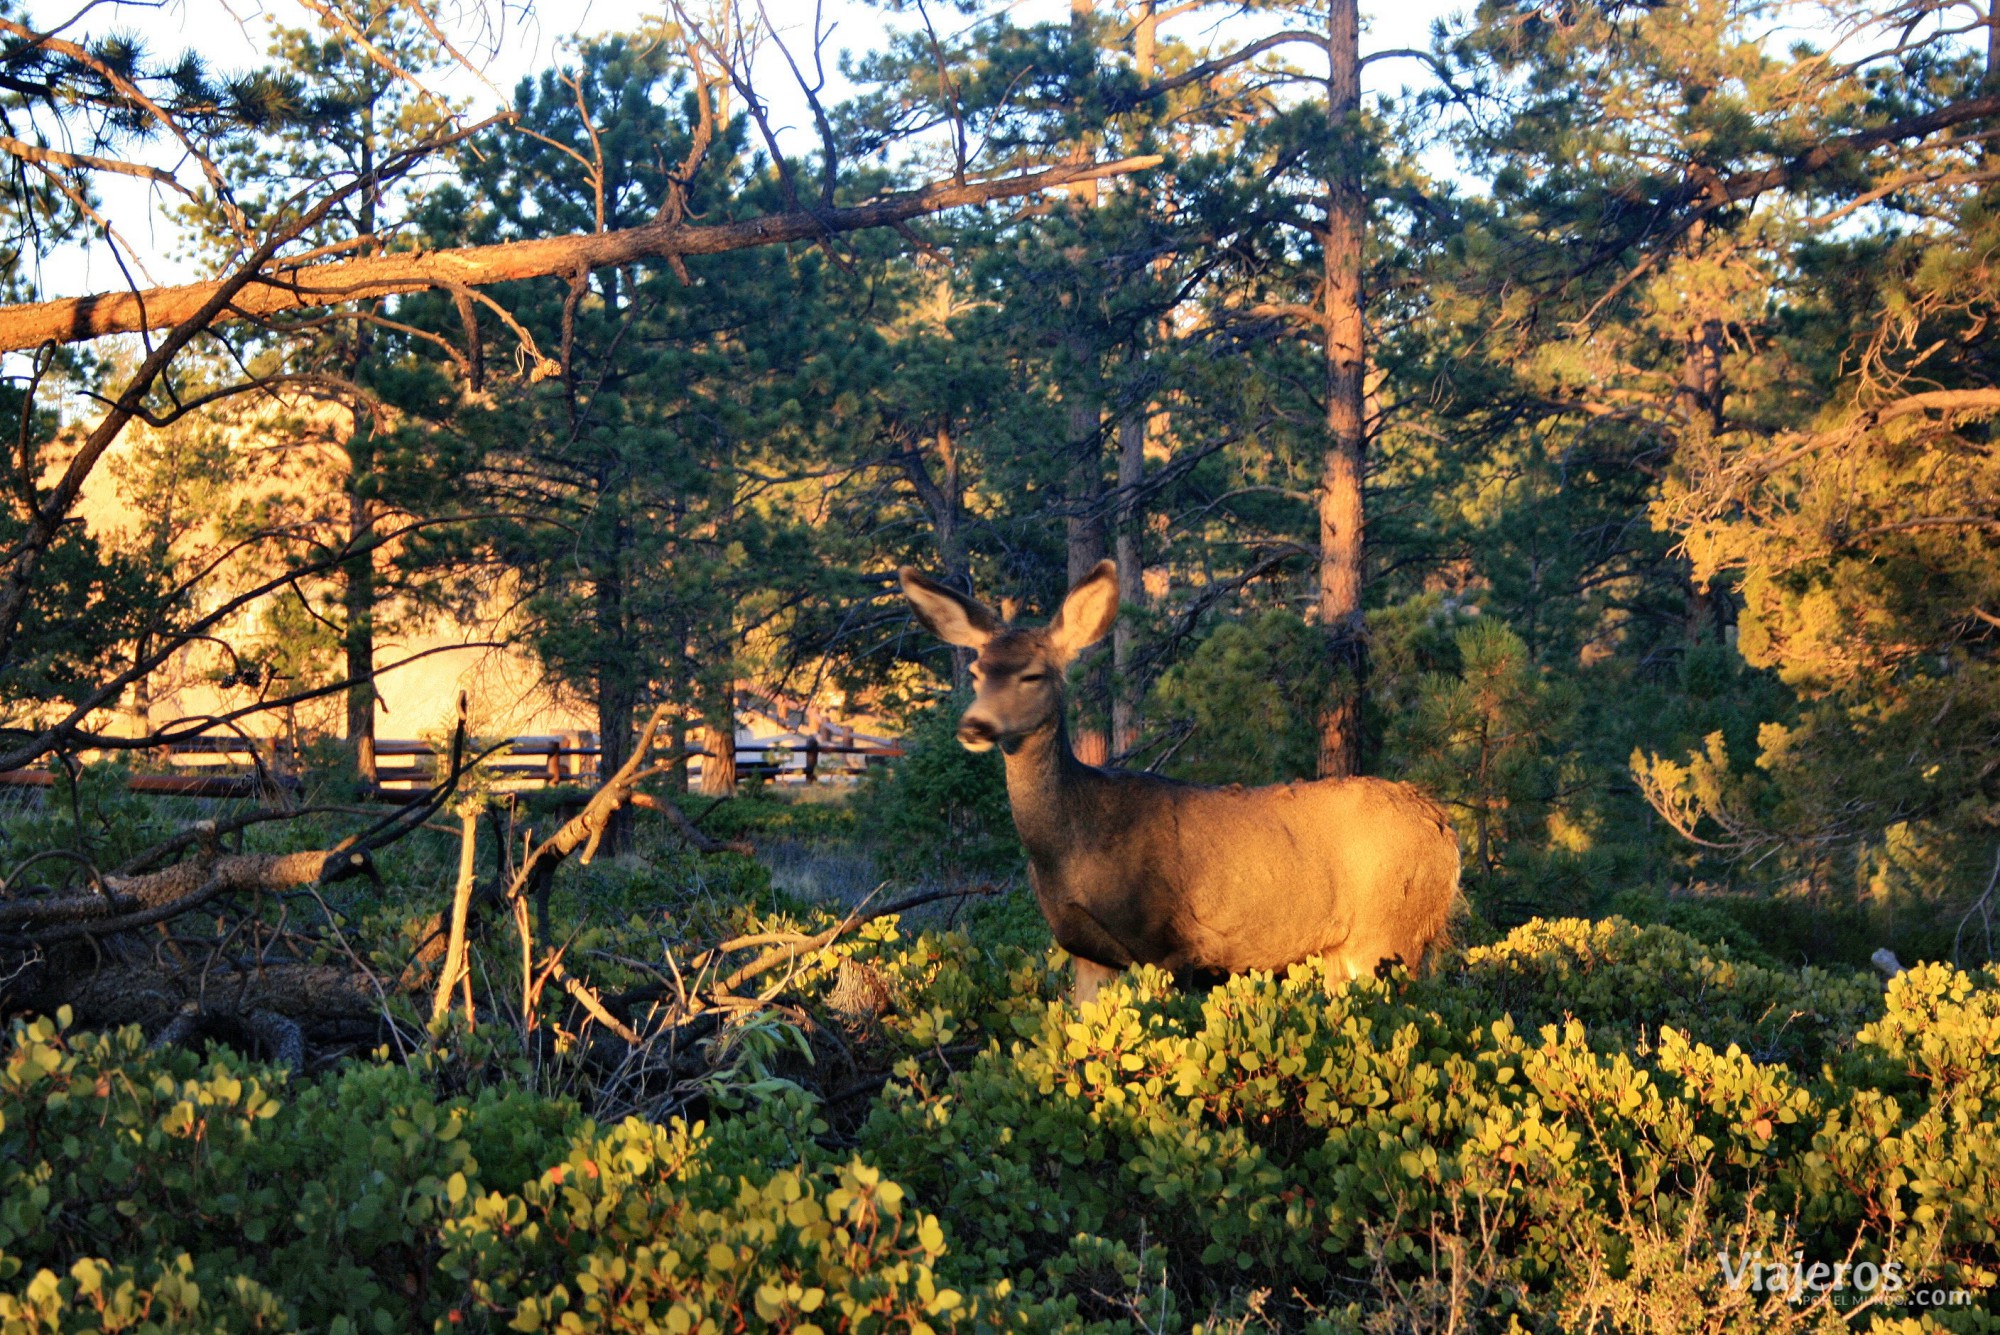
top-left (1051, 772), bottom-right (1459, 976)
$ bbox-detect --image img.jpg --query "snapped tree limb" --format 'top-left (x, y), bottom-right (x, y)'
top-left (502, 704), bottom-right (678, 936)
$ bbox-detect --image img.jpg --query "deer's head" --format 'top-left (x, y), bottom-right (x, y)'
top-left (899, 561), bottom-right (1119, 753)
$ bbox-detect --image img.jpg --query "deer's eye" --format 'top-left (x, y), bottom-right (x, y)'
top-left (1019, 671), bottom-right (1047, 683)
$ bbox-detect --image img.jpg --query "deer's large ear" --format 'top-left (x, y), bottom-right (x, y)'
top-left (900, 567), bottom-right (1001, 649)
top-left (1047, 560), bottom-right (1118, 664)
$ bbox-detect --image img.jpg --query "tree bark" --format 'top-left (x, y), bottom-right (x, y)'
top-left (1063, 1), bottom-right (1108, 765)
top-left (1677, 315), bottom-right (1726, 439)
top-left (1111, 1), bottom-right (1159, 762)
top-left (1112, 409), bottom-right (1146, 756)
top-left (0, 157), bottom-right (1161, 353)
top-left (344, 109), bottom-right (384, 788)
top-left (1678, 313), bottom-right (1730, 645)
top-left (342, 417), bottom-right (379, 786)
top-left (29, 963), bottom-right (380, 1029)
top-left (699, 717), bottom-right (737, 796)
top-left (1066, 388), bottom-right (1111, 767)
top-left (1070, 0), bottom-right (1102, 208)
top-left (0, 849), bottom-right (350, 931)
top-left (668, 712), bottom-right (690, 793)
top-left (936, 425), bottom-right (972, 690)
top-left (595, 590), bottom-right (638, 854)
top-left (898, 423), bottom-right (972, 688)
top-left (1989, 0), bottom-right (1998, 90)
top-left (1984, 0), bottom-right (1998, 170)
top-left (1316, 0), bottom-right (1368, 781)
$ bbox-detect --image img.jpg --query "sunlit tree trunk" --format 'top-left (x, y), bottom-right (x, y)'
top-left (1678, 293), bottom-right (1729, 645)
top-left (1067, 389), bottom-right (1111, 767)
top-left (1316, 0), bottom-right (1367, 780)
top-left (594, 553), bottom-right (637, 852)
top-left (1112, 409), bottom-right (1146, 757)
top-left (699, 712), bottom-right (737, 796)
top-left (342, 417), bottom-right (378, 787)
top-left (342, 120), bottom-right (381, 788)
top-left (1111, 2), bottom-right (1159, 761)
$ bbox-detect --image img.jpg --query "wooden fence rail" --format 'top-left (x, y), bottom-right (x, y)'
top-left (0, 732), bottom-right (903, 802)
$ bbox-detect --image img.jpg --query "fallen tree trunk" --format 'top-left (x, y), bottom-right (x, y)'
top-left (0, 848), bottom-right (368, 938)
top-left (33, 962), bottom-right (382, 1029)
top-left (0, 724), bottom-right (490, 1057)
top-left (0, 841), bottom-right (387, 1033)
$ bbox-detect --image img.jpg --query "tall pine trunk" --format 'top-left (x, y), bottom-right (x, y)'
top-left (1315, 0), bottom-right (1368, 780)
top-left (935, 425), bottom-right (973, 690)
top-left (1062, 0), bottom-right (1110, 765)
top-left (1111, 3), bottom-right (1159, 761)
top-left (1112, 409), bottom-right (1146, 757)
top-left (594, 545), bottom-right (636, 853)
top-left (699, 701), bottom-right (737, 796)
top-left (342, 418), bottom-right (378, 787)
top-left (1066, 390), bottom-right (1110, 767)
top-left (901, 422), bottom-right (972, 689)
top-left (1678, 313), bottom-right (1730, 645)
top-left (343, 124), bottom-right (380, 788)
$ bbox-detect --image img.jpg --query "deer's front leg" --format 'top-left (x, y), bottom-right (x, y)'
top-left (1071, 957), bottom-right (1121, 1006)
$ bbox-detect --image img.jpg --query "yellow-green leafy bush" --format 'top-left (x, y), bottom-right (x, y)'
top-left (1443, 916), bottom-right (1882, 1068)
top-left (439, 1117), bottom-right (982, 1332)
top-left (855, 921), bottom-right (1997, 1331)
top-left (0, 1017), bottom-right (1044, 1333)
top-left (1, 918), bottom-right (1995, 1333)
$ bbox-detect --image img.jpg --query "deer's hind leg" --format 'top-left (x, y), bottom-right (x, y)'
top-left (1071, 958), bottom-right (1121, 1007)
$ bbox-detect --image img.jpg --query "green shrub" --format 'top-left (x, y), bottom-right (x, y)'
top-left (0, 1015), bottom-right (1056, 1334)
top-left (1385, 617), bottom-right (1590, 922)
top-left (0, 1014), bottom-right (579, 1332)
top-left (0, 761), bottom-right (178, 873)
top-left (1145, 610), bottom-right (1329, 786)
top-left (1605, 888), bottom-right (1783, 965)
top-left (853, 694), bottom-right (1017, 886)
top-left (690, 790), bottom-right (858, 843)
top-left (1797, 963), bottom-right (2000, 1297)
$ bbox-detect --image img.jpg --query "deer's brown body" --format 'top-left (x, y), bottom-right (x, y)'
top-left (901, 560), bottom-right (1461, 1002)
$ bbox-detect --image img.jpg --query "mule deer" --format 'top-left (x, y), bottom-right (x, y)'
top-left (900, 560), bottom-right (1460, 1003)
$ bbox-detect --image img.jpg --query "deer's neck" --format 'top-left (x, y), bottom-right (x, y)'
top-left (1001, 710), bottom-right (1090, 853)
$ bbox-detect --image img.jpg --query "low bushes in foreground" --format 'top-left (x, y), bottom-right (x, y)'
top-left (0, 917), bottom-right (1994, 1333)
